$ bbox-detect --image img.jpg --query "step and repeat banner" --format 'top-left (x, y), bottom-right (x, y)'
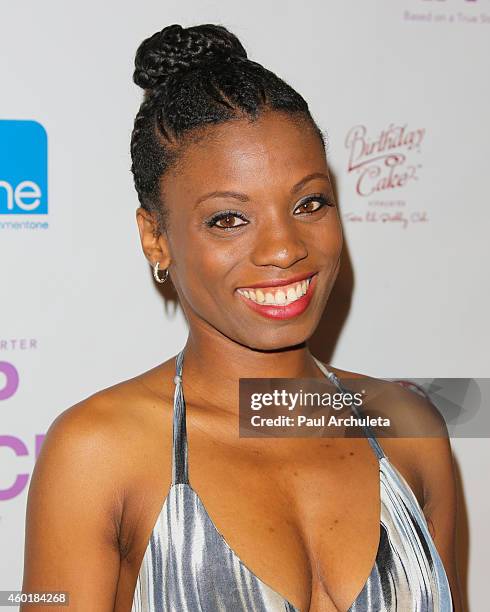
top-left (1, 1), bottom-right (489, 609)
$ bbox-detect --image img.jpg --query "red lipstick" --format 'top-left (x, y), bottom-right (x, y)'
top-left (236, 273), bottom-right (318, 320)
top-left (237, 270), bottom-right (316, 290)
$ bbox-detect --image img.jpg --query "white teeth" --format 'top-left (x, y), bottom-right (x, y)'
top-left (255, 289), bottom-right (265, 303)
top-left (237, 276), bottom-right (313, 306)
top-left (276, 290), bottom-right (287, 305)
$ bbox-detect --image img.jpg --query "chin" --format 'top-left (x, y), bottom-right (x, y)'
top-left (234, 331), bottom-right (310, 353)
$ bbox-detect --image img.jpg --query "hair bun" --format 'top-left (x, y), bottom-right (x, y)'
top-left (133, 23), bottom-right (248, 90)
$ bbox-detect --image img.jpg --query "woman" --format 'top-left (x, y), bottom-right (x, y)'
top-left (22, 24), bottom-right (462, 612)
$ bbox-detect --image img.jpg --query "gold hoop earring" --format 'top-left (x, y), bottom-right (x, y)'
top-left (153, 261), bottom-right (169, 284)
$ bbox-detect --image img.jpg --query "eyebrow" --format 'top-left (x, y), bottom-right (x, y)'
top-left (193, 172), bottom-right (330, 208)
top-left (290, 172), bottom-right (330, 194)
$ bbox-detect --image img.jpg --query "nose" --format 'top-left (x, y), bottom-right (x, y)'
top-left (250, 214), bottom-right (308, 269)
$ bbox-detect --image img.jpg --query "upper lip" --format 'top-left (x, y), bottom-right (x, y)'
top-left (237, 271), bottom-right (317, 289)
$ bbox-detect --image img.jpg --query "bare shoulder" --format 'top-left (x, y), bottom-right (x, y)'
top-left (325, 363), bottom-right (455, 513)
top-left (21, 358), bottom-right (178, 609)
top-left (35, 356), bottom-right (178, 522)
top-left (45, 358), bottom-right (173, 444)
top-left (327, 364), bottom-right (463, 609)
top-left (328, 364), bottom-right (451, 462)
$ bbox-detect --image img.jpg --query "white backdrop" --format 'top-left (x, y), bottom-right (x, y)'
top-left (1, 1), bottom-right (489, 610)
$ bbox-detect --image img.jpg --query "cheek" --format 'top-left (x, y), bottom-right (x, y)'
top-left (329, 232), bottom-right (343, 260)
top-left (174, 236), bottom-right (240, 306)
top-left (313, 217), bottom-right (343, 260)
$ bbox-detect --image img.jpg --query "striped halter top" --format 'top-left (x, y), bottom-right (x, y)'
top-left (131, 349), bottom-right (453, 611)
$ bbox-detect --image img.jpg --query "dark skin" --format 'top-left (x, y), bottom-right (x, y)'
top-left (21, 110), bottom-right (463, 611)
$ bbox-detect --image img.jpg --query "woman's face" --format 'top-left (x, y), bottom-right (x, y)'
top-left (145, 110), bottom-right (343, 351)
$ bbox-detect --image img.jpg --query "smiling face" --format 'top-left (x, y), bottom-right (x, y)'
top-left (137, 110), bottom-right (343, 351)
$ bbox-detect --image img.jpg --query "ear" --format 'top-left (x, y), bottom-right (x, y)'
top-left (135, 207), bottom-right (171, 270)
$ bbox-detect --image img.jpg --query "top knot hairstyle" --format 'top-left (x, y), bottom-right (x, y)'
top-left (130, 23), bottom-right (325, 233)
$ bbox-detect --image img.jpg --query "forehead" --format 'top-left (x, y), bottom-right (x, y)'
top-left (163, 111), bottom-right (328, 198)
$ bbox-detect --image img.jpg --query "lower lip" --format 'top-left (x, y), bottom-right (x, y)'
top-left (236, 274), bottom-right (318, 320)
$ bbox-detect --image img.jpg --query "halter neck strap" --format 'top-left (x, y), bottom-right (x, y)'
top-left (312, 356), bottom-right (386, 460)
top-left (171, 348), bottom-right (188, 484)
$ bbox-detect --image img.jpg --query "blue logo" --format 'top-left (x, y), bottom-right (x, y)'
top-left (0, 120), bottom-right (48, 215)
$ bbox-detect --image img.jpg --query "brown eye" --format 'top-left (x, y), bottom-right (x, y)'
top-left (293, 194), bottom-right (331, 215)
top-left (205, 210), bottom-right (248, 231)
top-left (216, 214), bottom-right (243, 228)
top-left (298, 201), bottom-right (317, 213)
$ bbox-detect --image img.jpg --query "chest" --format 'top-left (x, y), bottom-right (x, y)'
top-left (123, 435), bottom-right (415, 611)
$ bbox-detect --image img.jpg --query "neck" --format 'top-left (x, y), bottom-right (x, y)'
top-left (178, 328), bottom-right (329, 413)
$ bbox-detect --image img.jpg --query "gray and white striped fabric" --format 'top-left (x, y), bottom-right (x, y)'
top-left (131, 350), bottom-right (453, 611)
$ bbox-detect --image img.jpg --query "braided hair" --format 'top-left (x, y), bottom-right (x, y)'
top-left (130, 23), bottom-right (325, 234)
